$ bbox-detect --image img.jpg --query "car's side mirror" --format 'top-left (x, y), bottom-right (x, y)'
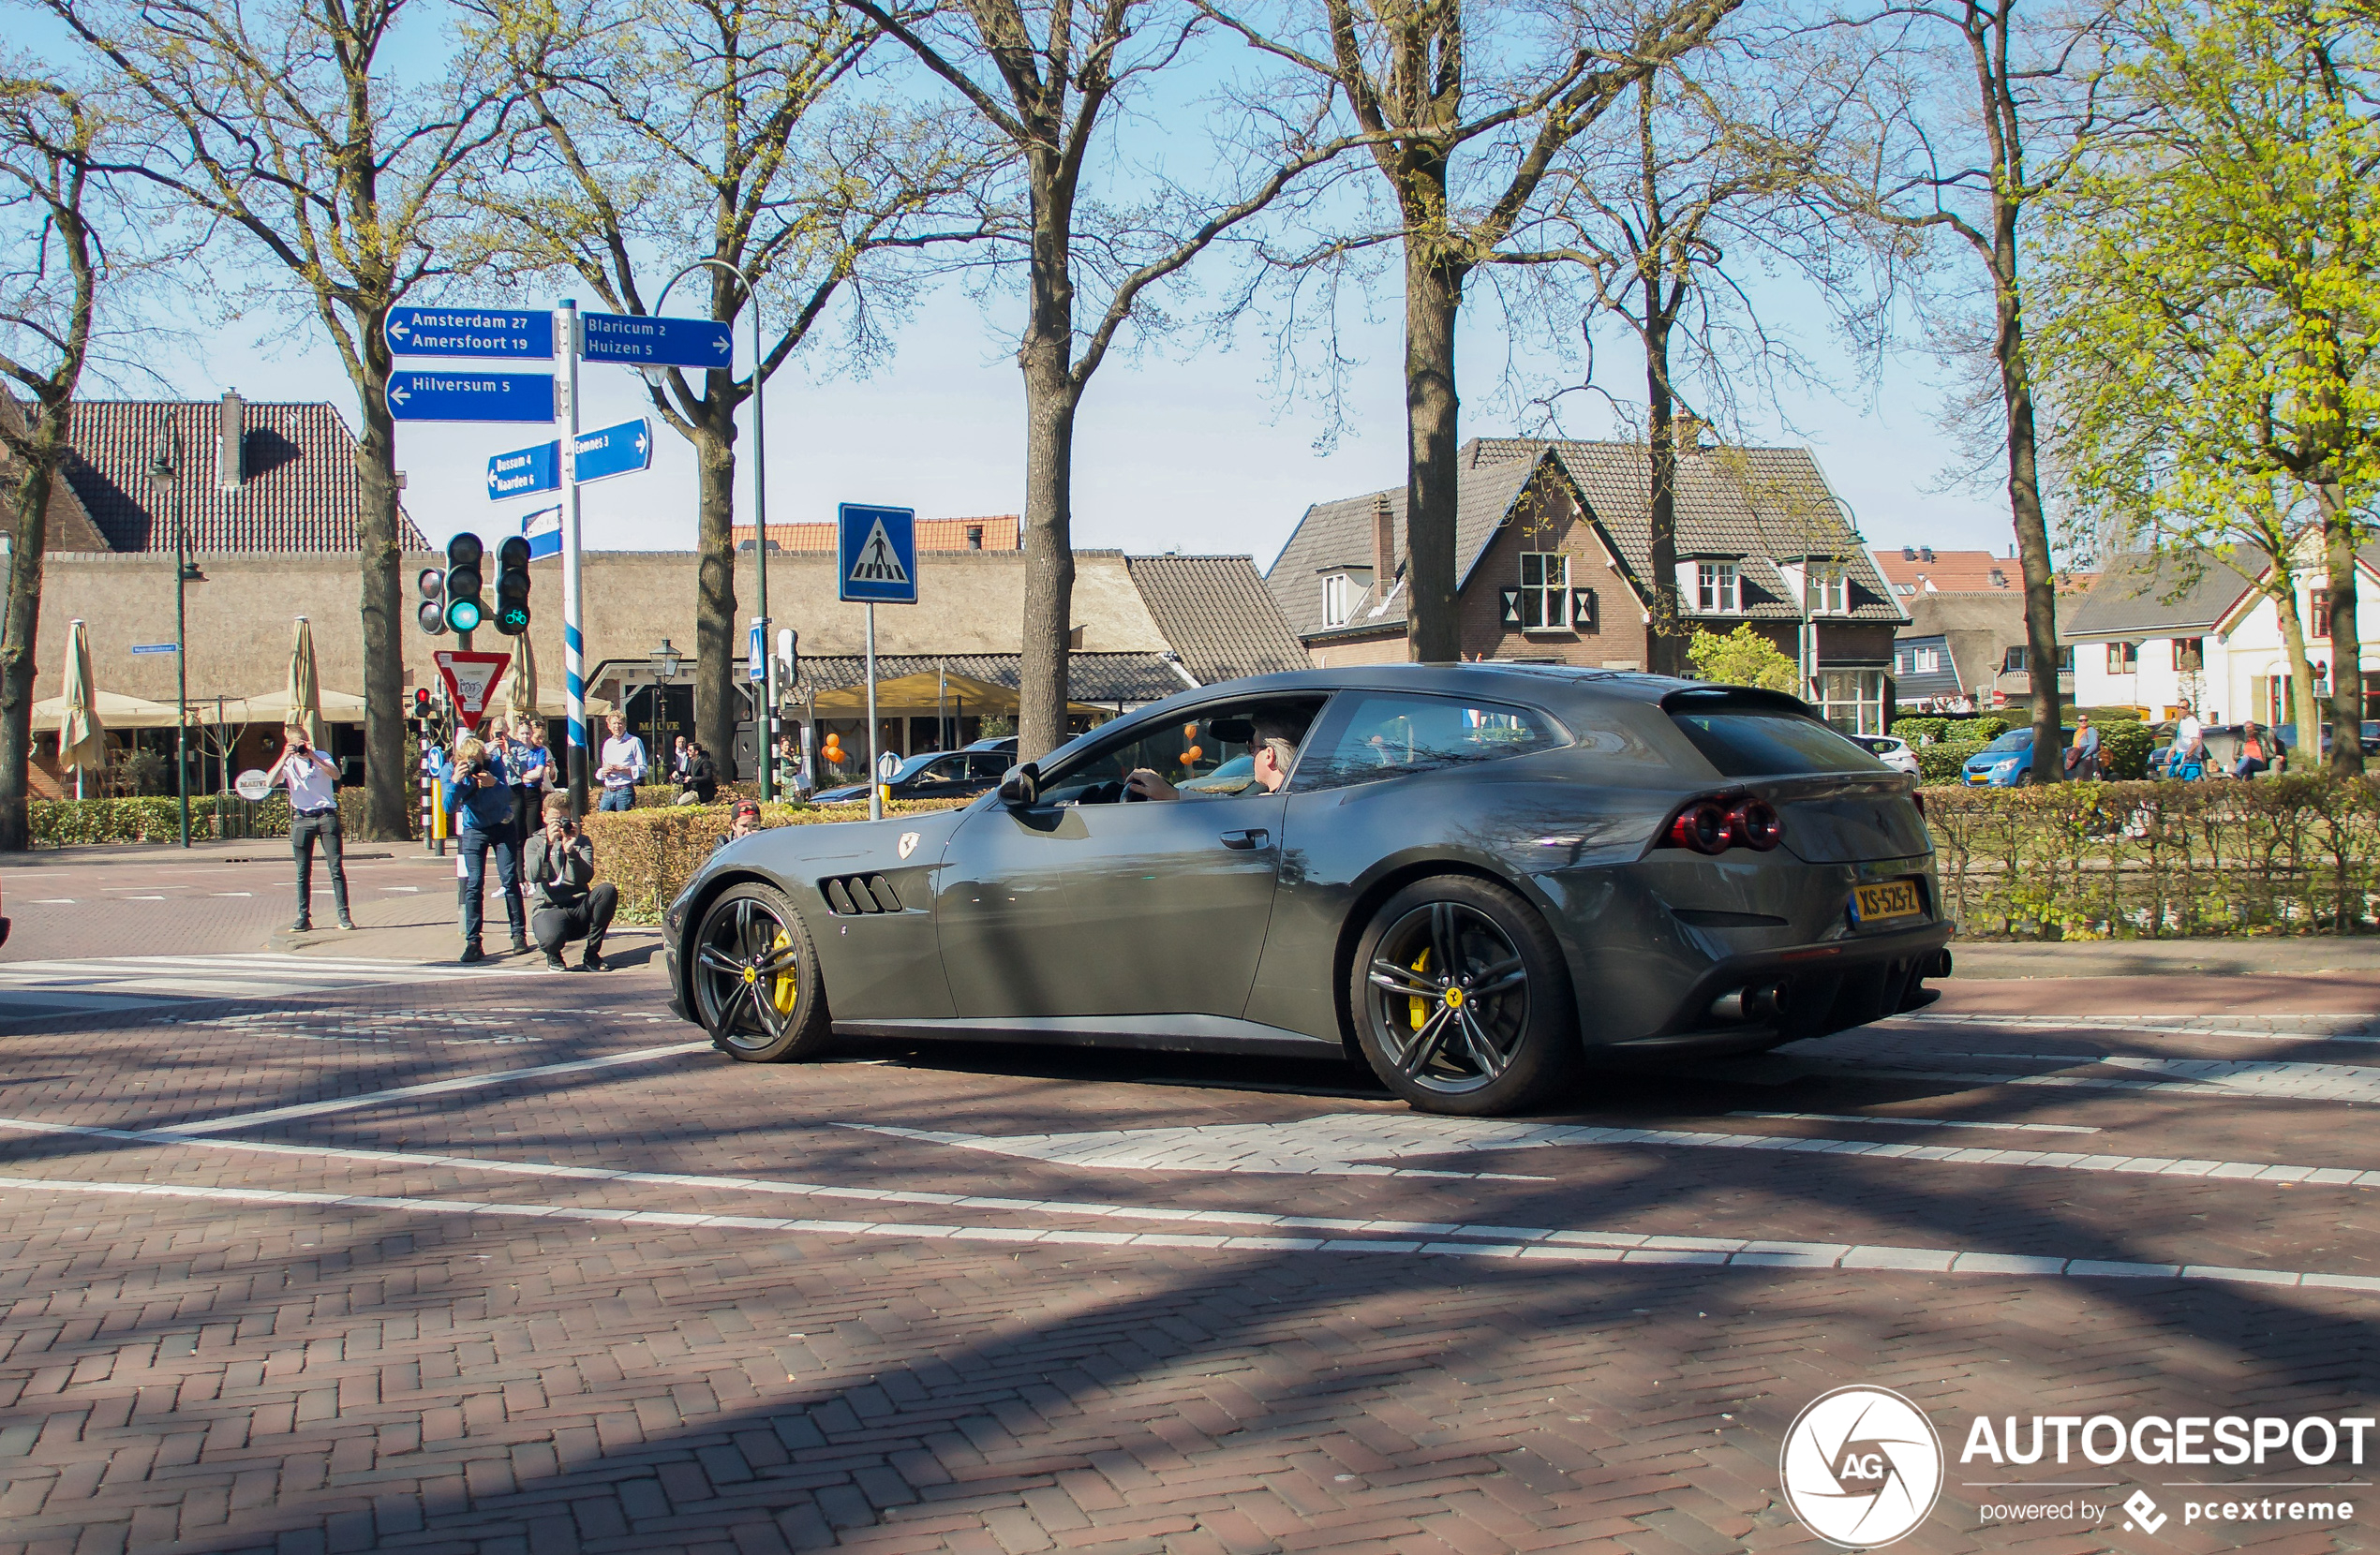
top-left (998, 762), bottom-right (1039, 807)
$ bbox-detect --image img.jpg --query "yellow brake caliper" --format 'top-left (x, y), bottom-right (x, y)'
top-left (769, 929), bottom-right (798, 1015)
top-left (1408, 948), bottom-right (1431, 1031)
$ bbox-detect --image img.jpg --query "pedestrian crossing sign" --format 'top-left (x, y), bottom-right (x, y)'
top-left (837, 503), bottom-right (918, 604)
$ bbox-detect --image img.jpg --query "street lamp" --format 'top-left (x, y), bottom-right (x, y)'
top-left (151, 431), bottom-right (190, 850)
top-left (647, 639), bottom-right (681, 780)
top-left (646, 257), bottom-right (776, 801)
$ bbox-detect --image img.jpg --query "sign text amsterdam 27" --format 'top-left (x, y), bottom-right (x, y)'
top-left (382, 306), bottom-right (553, 361)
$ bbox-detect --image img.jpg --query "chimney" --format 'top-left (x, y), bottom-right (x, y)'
top-left (216, 389), bottom-right (245, 493)
top-left (1372, 493), bottom-right (1395, 585)
top-left (1901, 545), bottom-right (1915, 561)
top-left (1919, 545), bottom-right (1934, 563)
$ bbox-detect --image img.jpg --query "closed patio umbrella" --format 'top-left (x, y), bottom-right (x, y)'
top-left (505, 630), bottom-right (538, 721)
top-left (56, 618), bottom-right (105, 798)
top-left (287, 616), bottom-right (327, 750)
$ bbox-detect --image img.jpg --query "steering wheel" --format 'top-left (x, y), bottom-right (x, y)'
top-left (1123, 781), bottom-right (1149, 803)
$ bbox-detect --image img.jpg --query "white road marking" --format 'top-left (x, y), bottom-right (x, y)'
top-left (0, 1170), bottom-right (2369, 1292)
top-left (1731, 1111), bottom-right (2101, 1135)
top-left (1829, 1053), bottom-right (2380, 1103)
top-left (158, 1041), bottom-right (711, 1133)
top-left (27, 898), bottom-right (76, 904)
top-left (843, 1116), bottom-right (2380, 1190)
top-left (0, 953), bottom-right (524, 1017)
top-left (1887, 1013), bottom-right (2380, 1045)
top-left (210, 892), bottom-right (253, 897)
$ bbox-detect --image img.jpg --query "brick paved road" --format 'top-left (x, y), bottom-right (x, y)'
top-left (0, 893), bottom-right (2374, 1552)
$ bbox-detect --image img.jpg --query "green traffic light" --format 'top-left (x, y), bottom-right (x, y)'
top-left (496, 605), bottom-right (529, 635)
top-left (446, 597), bottom-right (483, 632)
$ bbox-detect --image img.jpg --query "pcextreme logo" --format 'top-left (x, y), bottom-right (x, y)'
top-left (1779, 1385), bottom-right (1946, 1548)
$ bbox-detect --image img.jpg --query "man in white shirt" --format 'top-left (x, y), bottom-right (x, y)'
top-left (597, 712), bottom-right (648, 811)
top-left (2174, 705), bottom-right (2205, 771)
top-left (266, 721), bottom-right (354, 933)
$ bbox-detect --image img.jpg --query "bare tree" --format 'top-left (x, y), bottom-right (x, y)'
top-left (1494, 29), bottom-right (1903, 674)
top-left (43, 0), bottom-right (516, 837)
top-left (845, 0), bottom-right (1378, 758)
top-left (469, 0), bottom-right (1004, 775)
top-left (1834, 0), bottom-right (2107, 778)
top-left (0, 71), bottom-right (103, 852)
top-left (1207, 0), bottom-right (1740, 663)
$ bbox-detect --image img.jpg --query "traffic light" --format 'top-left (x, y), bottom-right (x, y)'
top-left (493, 535), bottom-right (531, 635)
top-left (444, 533), bottom-right (485, 633)
top-left (412, 688), bottom-right (432, 720)
top-left (416, 567), bottom-right (447, 635)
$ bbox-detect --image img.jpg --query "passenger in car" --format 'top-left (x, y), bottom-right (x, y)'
top-left (1125, 715), bottom-right (1301, 801)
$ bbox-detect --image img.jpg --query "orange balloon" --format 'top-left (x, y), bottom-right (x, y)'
top-left (1183, 722), bottom-right (1198, 739)
top-left (1182, 745), bottom-right (1202, 764)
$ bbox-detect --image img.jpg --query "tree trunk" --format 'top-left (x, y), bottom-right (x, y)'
top-left (1991, 213), bottom-right (2062, 782)
top-left (0, 417), bottom-right (62, 852)
top-left (2271, 581), bottom-right (2324, 768)
top-left (1643, 306), bottom-right (1686, 677)
top-left (1017, 333), bottom-right (1078, 763)
top-left (1404, 242), bottom-right (1464, 663)
top-left (693, 393), bottom-right (739, 779)
top-left (354, 330), bottom-right (409, 840)
top-left (2321, 484), bottom-right (2364, 776)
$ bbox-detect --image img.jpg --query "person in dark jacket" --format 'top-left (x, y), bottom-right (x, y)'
top-left (522, 793), bottom-right (617, 970)
top-left (679, 742), bottom-right (719, 804)
top-left (446, 733), bottom-right (524, 962)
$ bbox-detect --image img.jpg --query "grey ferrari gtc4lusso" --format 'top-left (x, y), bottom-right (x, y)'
top-left (663, 664), bottom-right (1952, 1117)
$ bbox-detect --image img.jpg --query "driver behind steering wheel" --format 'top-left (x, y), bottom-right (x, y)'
top-left (1125, 716), bottom-right (1300, 801)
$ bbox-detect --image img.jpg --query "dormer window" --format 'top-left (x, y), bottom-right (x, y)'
top-left (1695, 562), bottom-right (1739, 613)
top-left (1322, 572), bottom-right (1356, 628)
top-left (1805, 564), bottom-right (1847, 615)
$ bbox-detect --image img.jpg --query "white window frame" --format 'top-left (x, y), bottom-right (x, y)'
top-left (1695, 562), bottom-right (1739, 614)
top-left (1518, 551), bottom-right (1569, 630)
top-left (2107, 641), bottom-right (2137, 673)
top-left (1908, 645), bottom-right (1941, 674)
top-left (1321, 572), bottom-right (1354, 629)
top-left (1805, 564), bottom-right (1847, 615)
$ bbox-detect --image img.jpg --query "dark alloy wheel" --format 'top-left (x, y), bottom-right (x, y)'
top-left (691, 882), bottom-right (833, 1062)
top-left (1348, 874), bottom-right (1577, 1115)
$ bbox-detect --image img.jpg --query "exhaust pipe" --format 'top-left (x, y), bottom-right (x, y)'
top-left (1708, 983), bottom-right (1785, 1024)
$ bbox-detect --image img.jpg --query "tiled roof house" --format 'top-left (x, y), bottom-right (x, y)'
top-left (1264, 437), bottom-right (1903, 729)
top-left (45, 397), bottom-right (426, 554)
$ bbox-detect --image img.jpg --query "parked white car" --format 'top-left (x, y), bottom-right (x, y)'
top-left (1852, 734), bottom-right (1922, 778)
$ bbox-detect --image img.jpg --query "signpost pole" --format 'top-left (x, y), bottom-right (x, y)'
top-left (751, 289), bottom-right (774, 805)
top-left (560, 300), bottom-right (589, 819)
top-left (866, 603), bottom-right (880, 821)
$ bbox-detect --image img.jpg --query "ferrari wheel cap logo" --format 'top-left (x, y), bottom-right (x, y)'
top-left (741, 966), bottom-right (758, 985)
top-left (898, 831), bottom-right (920, 860)
top-left (1444, 987), bottom-right (1465, 1009)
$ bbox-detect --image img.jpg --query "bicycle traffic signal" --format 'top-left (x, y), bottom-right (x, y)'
top-left (416, 567), bottom-right (447, 635)
top-left (493, 535), bottom-right (531, 635)
top-left (444, 533), bottom-right (485, 633)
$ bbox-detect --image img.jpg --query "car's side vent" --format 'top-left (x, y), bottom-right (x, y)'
top-left (820, 874), bottom-right (902, 915)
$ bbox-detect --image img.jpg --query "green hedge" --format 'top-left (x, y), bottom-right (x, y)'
top-left (25, 790), bottom-right (403, 846)
top-left (1923, 776), bottom-right (2380, 939)
top-left (1893, 716), bottom-right (2006, 747)
top-left (581, 796), bottom-right (973, 923)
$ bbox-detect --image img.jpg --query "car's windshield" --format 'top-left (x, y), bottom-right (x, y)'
top-left (1981, 731), bottom-right (2032, 754)
top-left (1671, 711), bottom-right (1884, 777)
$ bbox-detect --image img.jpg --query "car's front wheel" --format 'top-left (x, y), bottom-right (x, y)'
top-left (1348, 875), bottom-right (1578, 1116)
top-left (691, 882), bottom-right (834, 1062)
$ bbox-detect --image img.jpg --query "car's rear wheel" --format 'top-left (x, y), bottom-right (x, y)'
top-left (1348, 875), bottom-right (1577, 1116)
top-left (691, 882), bottom-right (833, 1062)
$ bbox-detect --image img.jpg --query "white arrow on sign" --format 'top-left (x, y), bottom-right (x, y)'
top-left (389, 382), bottom-right (411, 406)
top-left (388, 317), bottom-right (410, 341)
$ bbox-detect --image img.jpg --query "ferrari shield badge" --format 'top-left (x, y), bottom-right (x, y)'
top-left (898, 831), bottom-right (920, 860)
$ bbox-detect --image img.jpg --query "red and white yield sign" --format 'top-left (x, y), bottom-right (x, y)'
top-left (433, 649), bottom-right (513, 733)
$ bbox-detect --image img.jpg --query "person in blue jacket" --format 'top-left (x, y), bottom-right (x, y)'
top-left (446, 733), bottom-right (525, 963)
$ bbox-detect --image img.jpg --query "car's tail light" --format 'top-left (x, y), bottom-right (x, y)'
top-left (1666, 800), bottom-right (1734, 854)
top-left (1730, 797), bottom-right (1782, 852)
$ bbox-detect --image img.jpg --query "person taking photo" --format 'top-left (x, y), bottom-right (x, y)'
top-left (267, 721), bottom-right (353, 933)
top-left (446, 733), bottom-right (525, 962)
top-left (522, 793), bottom-right (617, 971)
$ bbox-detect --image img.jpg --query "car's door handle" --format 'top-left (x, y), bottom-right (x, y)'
top-left (1220, 828), bottom-right (1269, 850)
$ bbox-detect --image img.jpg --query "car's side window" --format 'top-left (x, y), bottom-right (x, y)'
top-left (1037, 709), bottom-right (1266, 806)
top-left (1296, 692), bottom-right (1566, 792)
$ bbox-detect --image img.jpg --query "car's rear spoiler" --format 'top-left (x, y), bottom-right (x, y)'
top-left (1659, 685), bottom-right (1820, 718)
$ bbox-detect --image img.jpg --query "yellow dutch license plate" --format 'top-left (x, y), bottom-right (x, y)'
top-left (1851, 879), bottom-right (1926, 924)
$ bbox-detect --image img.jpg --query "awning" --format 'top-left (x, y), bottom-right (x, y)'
top-left (197, 689), bottom-right (370, 725)
top-left (803, 670), bottom-right (1104, 718)
top-left (31, 689), bottom-right (185, 731)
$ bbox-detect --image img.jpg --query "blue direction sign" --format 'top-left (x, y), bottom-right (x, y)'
top-left (838, 504), bottom-right (917, 604)
top-left (383, 305), bottom-right (552, 360)
top-left (580, 310), bottom-right (734, 370)
top-left (573, 418), bottom-right (652, 484)
top-left (387, 371), bottom-right (556, 423)
top-left (487, 439), bottom-right (560, 499)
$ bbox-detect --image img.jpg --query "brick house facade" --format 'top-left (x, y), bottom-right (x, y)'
top-left (1266, 438), bottom-right (1905, 731)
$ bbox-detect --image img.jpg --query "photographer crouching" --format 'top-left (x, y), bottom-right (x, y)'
top-left (523, 792), bottom-right (617, 972)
